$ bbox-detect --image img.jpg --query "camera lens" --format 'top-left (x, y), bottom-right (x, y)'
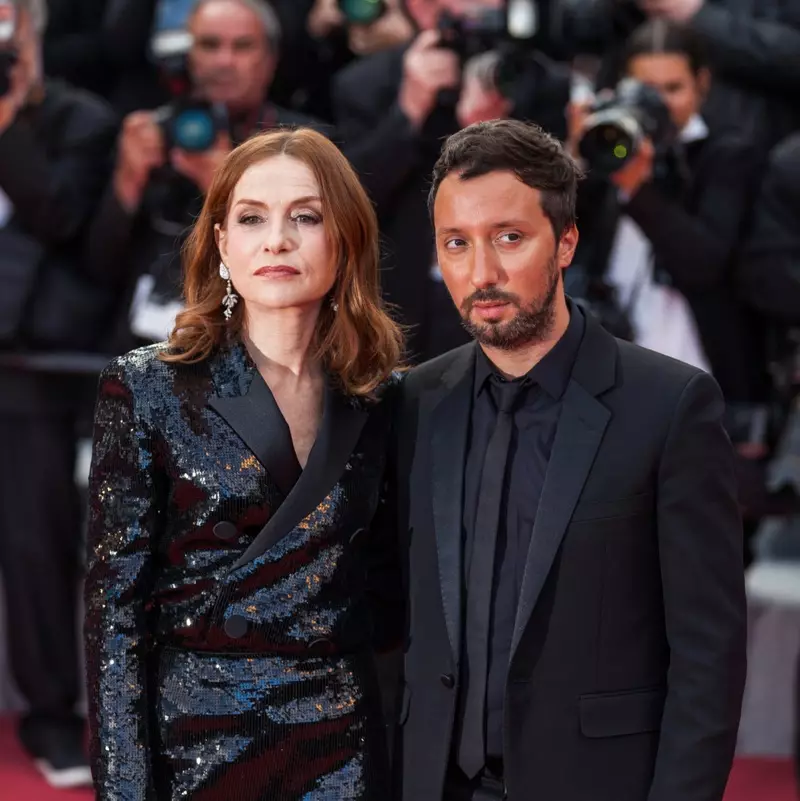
top-left (580, 121), bottom-right (636, 175)
top-left (171, 107), bottom-right (217, 152)
top-left (338, 0), bottom-right (385, 25)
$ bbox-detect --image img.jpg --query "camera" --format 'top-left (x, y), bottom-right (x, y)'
top-left (0, 0), bottom-right (18, 98)
top-left (337, 0), bottom-right (386, 25)
top-left (151, 32), bottom-right (228, 153)
top-left (578, 78), bottom-right (676, 178)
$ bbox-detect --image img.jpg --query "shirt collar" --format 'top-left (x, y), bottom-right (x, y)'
top-left (679, 114), bottom-right (709, 145)
top-left (474, 299), bottom-right (586, 401)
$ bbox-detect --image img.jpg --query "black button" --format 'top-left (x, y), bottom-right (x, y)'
top-left (224, 615), bottom-right (248, 639)
top-left (213, 521), bottom-right (238, 540)
top-left (440, 673), bottom-right (455, 689)
top-left (349, 527), bottom-right (367, 544)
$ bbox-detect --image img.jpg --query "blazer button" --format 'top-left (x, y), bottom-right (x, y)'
top-left (349, 527), bottom-right (366, 544)
top-left (213, 521), bottom-right (238, 540)
top-left (440, 673), bottom-right (455, 689)
top-left (224, 615), bottom-right (248, 639)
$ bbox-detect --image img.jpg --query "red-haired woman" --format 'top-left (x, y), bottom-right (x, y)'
top-left (84, 127), bottom-right (404, 800)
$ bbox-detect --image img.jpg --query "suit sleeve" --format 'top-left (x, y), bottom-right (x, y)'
top-left (84, 360), bottom-right (163, 800)
top-left (648, 371), bottom-right (747, 801)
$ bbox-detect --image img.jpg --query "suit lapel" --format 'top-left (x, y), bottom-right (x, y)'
top-left (231, 383), bottom-right (368, 569)
top-left (208, 372), bottom-right (301, 498)
top-left (510, 315), bottom-right (618, 658)
top-left (430, 344), bottom-right (475, 662)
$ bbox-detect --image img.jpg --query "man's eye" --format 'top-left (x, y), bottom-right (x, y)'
top-left (445, 238), bottom-right (466, 249)
top-left (499, 232), bottom-right (522, 243)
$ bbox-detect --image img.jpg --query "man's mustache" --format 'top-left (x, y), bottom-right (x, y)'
top-left (461, 287), bottom-right (520, 314)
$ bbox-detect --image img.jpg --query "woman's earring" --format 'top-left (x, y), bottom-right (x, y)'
top-left (330, 296), bottom-right (339, 313)
top-left (219, 262), bottom-right (238, 321)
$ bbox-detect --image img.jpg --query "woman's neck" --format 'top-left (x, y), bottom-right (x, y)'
top-left (242, 304), bottom-right (322, 384)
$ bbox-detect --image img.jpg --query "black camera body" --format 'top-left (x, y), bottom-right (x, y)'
top-left (153, 49), bottom-right (229, 153)
top-left (0, 0), bottom-right (18, 98)
top-left (579, 78), bottom-right (676, 178)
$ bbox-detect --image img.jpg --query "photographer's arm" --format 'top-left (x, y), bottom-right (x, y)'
top-left (0, 97), bottom-right (117, 245)
top-left (622, 138), bottom-right (757, 290)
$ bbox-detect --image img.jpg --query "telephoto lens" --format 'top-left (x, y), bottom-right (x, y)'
top-left (337, 0), bottom-right (386, 25)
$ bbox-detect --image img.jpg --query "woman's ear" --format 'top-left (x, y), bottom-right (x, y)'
top-left (215, 223), bottom-right (228, 266)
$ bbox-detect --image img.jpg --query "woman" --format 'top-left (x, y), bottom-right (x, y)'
top-left (84, 127), bottom-right (404, 800)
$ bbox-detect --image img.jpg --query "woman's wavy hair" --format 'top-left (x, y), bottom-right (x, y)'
top-left (162, 127), bottom-right (405, 398)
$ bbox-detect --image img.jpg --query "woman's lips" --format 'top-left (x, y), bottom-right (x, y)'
top-left (254, 265), bottom-right (300, 277)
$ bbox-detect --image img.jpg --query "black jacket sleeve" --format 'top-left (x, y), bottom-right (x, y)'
top-left (622, 136), bottom-right (757, 290)
top-left (648, 370), bottom-right (747, 801)
top-left (739, 134), bottom-right (800, 324)
top-left (0, 86), bottom-right (118, 247)
top-left (333, 50), bottom-right (424, 207)
top-left (690, 3), bottom-right (800, 94)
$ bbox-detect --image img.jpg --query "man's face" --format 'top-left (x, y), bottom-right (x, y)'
top-left (188, 0), bottom-right (275, 112)
top-left (3, 8), bottom-right (39, 103)
top-left (434, 170), bottom-right (578, 350)
top-left (406, 0), bottom-right (503, 30)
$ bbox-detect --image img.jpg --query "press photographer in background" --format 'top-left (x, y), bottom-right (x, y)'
top-left (568, 19), bottom-right (767, 447)
top-left (0, 0), bottom-right (117, 787)
top-left (86, 0), bottom-right (325, 349)
top-left (333, 0), bottom-right (573, 359)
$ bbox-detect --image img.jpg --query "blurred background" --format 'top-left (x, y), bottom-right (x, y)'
top-left (0, 0), bottom-right (799, 797)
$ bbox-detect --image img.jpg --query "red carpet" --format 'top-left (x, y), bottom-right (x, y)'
top-left (0, 717), bottom-right (795, 800)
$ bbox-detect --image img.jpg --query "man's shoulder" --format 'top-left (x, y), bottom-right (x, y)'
top-left (403, 344), bottom-right (474, 398)
top-left (43, 79), bottom-right (118, 133)
top-left (333, 45), bottom-right (406, 100)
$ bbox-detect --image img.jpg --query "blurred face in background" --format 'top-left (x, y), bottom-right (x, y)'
top-left (405, 0), bottom-right (504, 31)
top-left (626, 52), bottom-right (709, 132)
top-left (188, 0), bottom-right (275, 113)
top-left (4, 7), bottom-right (42, 104)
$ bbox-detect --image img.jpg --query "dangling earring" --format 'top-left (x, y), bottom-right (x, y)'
top-left (219, 262), bottom-right (238, 321)
top-left (330, 296), bottom-right (339, 313)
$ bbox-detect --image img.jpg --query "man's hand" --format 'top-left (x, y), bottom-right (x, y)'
top-left (307, 0), bottom-right (344, 39)
top-left (0, 59), bottom-right (30, 135)
top-left (114, 111), bottom-right (167, 212)
top-left (171, 132), bottom-right (231, 194)
top-left (638, 0), bottom-right (704, 22)
top-left (611, 137), bottom-right (655, 198)
top-left (456, 53), bottom-right (512, 128)
top-left (399, 29), bottom-right (461, 130)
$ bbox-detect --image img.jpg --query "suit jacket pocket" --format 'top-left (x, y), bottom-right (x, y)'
top-left (579, 686), bottom-right (665, 738)
top-left (571, 492), bottom-right (654, 524)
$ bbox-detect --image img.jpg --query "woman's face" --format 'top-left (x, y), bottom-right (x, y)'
top-left (626, 53), bottom-right (708, 132)
top-left (217, 155), bottom-right (336, 316)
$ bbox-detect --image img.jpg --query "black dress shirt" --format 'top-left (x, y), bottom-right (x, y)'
top-left (460, 304), bottom-right (585, 760)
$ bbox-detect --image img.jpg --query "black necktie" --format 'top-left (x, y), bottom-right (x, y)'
top-left (458, 378), bottom-right (522, 779)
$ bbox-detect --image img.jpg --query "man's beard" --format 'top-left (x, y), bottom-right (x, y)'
top-left (459, 257), bottom-right (560, 351)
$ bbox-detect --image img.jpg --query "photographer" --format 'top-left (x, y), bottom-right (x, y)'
top-left (569, 19), bottom-right (765, 414)
top-left (86, 0), bottom-right (325, 346)
top-left (332, 0), bottom-right (571, 359)
top-left (0, 0), bottom-right (117, 787)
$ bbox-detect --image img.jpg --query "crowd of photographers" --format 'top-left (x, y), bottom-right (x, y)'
top-left (1, 0), bottom-right (799, 789)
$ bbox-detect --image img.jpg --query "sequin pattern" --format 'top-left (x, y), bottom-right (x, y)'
top-left (84, 342), bottom-right (401, 800)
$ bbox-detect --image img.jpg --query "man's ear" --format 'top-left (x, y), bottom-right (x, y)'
top-left (557, 224), bottom-right (579, 270)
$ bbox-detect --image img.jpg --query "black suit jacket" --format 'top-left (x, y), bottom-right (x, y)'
top-left (393, 311), bottom-right (747, 801)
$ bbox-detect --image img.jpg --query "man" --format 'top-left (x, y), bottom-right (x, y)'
top-left (333, 0), bottom-right (570, 360)
top-left (0, 0), bottom-right (117, 788)
top-left (393, 119), bottom-right (747, 801)
top-left (86, 0), bottom-right (323, 348)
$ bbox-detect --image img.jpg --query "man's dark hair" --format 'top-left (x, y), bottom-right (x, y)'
top-left (623, 19), bottom-right (708, 76)
top-left (428, 119), bottom-right (584, 241)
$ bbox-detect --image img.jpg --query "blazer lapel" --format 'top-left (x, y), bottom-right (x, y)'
top-left (510, 316), bottom-right (618, 658)
top-left (430, 344), bottom-right (475, 662)
top-left (231, 383), bottom-right (368, 569)
top-left (208, 372), bottom-right (301, 498)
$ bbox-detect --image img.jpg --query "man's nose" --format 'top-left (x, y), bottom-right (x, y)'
top-left (470, 244), bottom-right (502, 288)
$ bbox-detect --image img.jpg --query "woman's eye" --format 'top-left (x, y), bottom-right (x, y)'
top-left (239, 214), bottom-right (262, 225)
top-left (292, 212), bottom-right (322, 225)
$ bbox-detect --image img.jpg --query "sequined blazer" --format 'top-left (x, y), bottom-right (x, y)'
top-left (84, 341), bottom-right (401, 801)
